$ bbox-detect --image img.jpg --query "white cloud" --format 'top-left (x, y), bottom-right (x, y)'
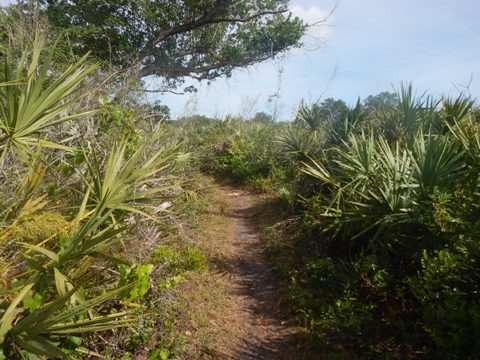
top-left (289, 3), bottom-right (334, 49)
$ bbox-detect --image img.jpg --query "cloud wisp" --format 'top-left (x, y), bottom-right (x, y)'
top-left (289, 3), bottom-right (335, 51)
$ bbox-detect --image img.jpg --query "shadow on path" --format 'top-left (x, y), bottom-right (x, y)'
top-left (211, 178), bottom-right (313, 360)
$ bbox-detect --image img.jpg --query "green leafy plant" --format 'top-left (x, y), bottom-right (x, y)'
top-left (119, 264), bottom-right (155, 301)
top-left (0, 31), bottom-right (97, 160)
top-left (0, 30), bottom-right (183, 358)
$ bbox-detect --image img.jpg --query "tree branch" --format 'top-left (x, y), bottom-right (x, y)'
top-left (143, 88), bottom-right (185, 95)
top-left (139, 0), bottom-right (234, 59)
top-left (210, 9), bottom-right (287, 23)
top-left (139, 54), bottom-right (272, 79)
top-left (139, 1), bottom-right (288, 60)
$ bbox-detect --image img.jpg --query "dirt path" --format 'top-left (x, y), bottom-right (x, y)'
top-left (199, 181), bottom-right (303, 359)
top-left (171, 177), bottom-right (312, 359)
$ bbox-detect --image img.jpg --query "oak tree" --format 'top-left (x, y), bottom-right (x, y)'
top-left (41, 0), bottom-right (305, 90)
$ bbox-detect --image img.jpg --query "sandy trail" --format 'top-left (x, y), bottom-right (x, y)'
top-left (207, 183), bottom-right (301, 359)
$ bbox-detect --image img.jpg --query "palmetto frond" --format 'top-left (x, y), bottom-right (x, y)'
top-left (294, 101), bottom-right (323, 133)
top-left (86, 140), bottom-right (184, 217)
top-left (278, 126), bottom-right (321, 161)
top-left (409, 131), bottom-right (465, 193)
top-left (0, 30), bottom-right (98, 159)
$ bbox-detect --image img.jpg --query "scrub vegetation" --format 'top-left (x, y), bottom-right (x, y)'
top-left (0, 2), bottom-right (479, 359)
top-left (185, 88), bottom-right (480, 359)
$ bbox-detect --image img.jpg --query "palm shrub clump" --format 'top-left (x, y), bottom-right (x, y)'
top-left (280, 87), bottom-right (480, 358)
top-left (0, 34), bottom-right (185, 358)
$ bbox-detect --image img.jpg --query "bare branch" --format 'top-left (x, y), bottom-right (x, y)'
top-left (143, 88), bottom-right (185, 95)
top-left (139, 54), bottom-right (272, 79)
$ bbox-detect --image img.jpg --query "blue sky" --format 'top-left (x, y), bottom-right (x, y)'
top-left (2, 0), bottom-right (479, 120)
top-left (152, 0), bottom-right (480, 119)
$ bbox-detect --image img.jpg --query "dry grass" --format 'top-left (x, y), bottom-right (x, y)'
top-left (160, 175), bottom-right (307, 359)
top-left (161, 175), bottom-right (236, 359)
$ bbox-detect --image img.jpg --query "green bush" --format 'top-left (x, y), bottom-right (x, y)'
top-left (410, 240), bottom-right (480, 357)
top-left (153, 245), bottom-right (207, 275)
top-left (265, 89), bottom-right (480, 358)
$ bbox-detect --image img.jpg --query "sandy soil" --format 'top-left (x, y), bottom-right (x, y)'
top-left (193, 180), bottom-right (305, 359)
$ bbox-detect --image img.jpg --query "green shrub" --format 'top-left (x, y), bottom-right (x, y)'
top-left (119, 264), bottom-right (155, 301)
top-left (266, 89), bottom-right (480, 357)
top-left (153, 245), bottom-right (207, 275)
top-left (409, 241), bottom-right (480, 358)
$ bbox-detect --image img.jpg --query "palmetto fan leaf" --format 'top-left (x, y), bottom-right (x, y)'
top-left (0, 31), bottom-right (98, 158)
top-left (334, 130), bottom-right (376, 193)
top-left (86, 140), bottom-right (184, 217)
top-left (295, 101), bottom-right (323, 133)
top-left (1, 282), bottom-right (136, 359)
top-left (333, 99), bottom-right (367, 142)
top-left (409, 131), bottom-right (465, 193)
top-left (447, 114), bottom-right (480, 161)
top-left (441, 95), bottom-right (474, 126)
top-left (302, 133), bottom-right (419, 240)
top-left (395, 83), bottom-right (439, 138)
top-left (0, 190), bottom-right (138, 357)
top-left (278, 126), bottom-right (321, 161)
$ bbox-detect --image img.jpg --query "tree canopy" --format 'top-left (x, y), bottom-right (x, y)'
top-left (363, 91), bottom-right (398, 112)
top-left (313, 98), bottom-right (349, 123)
top-left (39, 0), bottom-right (306, 91)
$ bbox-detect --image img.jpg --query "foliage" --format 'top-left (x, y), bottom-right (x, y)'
top-left (180, 116), bottom-right (285, 187)
top-left (0, 30), bottom-right (186, 359)
top-left (0, 30), bottom-right (97, 159)
top-left (2, 4), bottom-right (478, 357)
top-left (12, 211), bottom-right (69, 243)
top-left (39, 0), bottom-right (306, 90)
top-left (252, 111), bottom-right (273, 123)
top-left (291, 90), bottom-right (480, 358)
top-left (119, 264), bottom-right (155, 301)
top-left (184, 86), bottom-right (480, 358)
top-left (363, 91), bottom-right (398, 113)
top-left (153, 245), bottom-right (207, 276)
top-left (411, 240), bottom-right (480, 356)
